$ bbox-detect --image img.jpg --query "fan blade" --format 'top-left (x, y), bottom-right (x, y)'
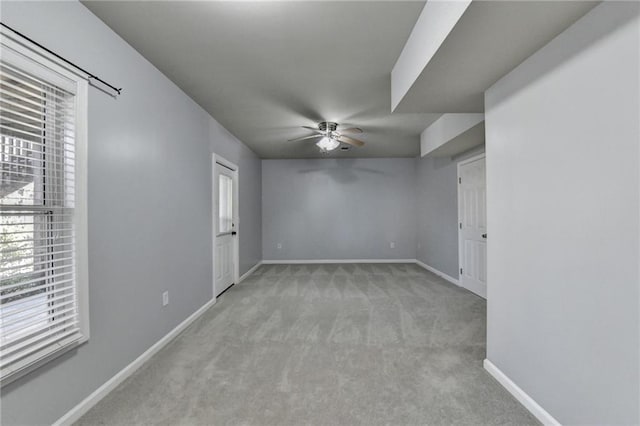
top-left (337, 135), bottom-right (365, 147)
top-left (337, 127), bottom-right (363, 134)
top-left (288, 134), bottom-right (322, 142)
top-left (302, 126), bottom-right (323, 134)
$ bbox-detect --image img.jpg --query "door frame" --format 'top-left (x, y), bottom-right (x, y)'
top-left (212, 154), bottom-right (240, 298)
top-left (457, 152), bottom-right (487, 298)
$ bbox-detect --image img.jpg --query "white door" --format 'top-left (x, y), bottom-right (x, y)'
top-left (215, 162), bottom-right (236, 297)
top-left (458, 155), bottom-right (487, 299)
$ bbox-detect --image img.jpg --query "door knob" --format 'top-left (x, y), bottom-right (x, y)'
top-left (482, 234), bottom-right (487, 239)
top-left (231, 231), bottom-right (237, 236)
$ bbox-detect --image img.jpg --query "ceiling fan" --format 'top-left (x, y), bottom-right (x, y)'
top-left (288, 121), bottom-right (365, 152)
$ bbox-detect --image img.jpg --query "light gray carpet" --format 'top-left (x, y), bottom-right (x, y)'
top-left (77, 263), bottom-right (537, 425)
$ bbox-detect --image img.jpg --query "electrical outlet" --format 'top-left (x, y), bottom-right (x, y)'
top-left (162, 291), bottom-right (169, 306)
top-left (390, 242), bottom-right (395, 249)
top-left (277, 243), bottom-right (282, 249)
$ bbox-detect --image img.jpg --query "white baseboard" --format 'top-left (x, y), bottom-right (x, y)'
top-left (414, 260), bottom-right (460, 286)
top-left (260, 259), bottom-right (461, 289)
top-left (483, 359), bottom-right (561, 426)
top-left (53, 298), bottom-right (217, 426)
top-left (238, 261), bottom-right (262, 283)
top-left (261, 259), bottom-right (416, 264)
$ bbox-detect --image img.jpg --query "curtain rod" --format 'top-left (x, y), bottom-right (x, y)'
top-left (1, 22), bottom-right (122, 96)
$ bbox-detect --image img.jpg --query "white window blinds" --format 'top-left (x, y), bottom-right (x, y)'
top-left (0, 43), bottom-right (88, 382)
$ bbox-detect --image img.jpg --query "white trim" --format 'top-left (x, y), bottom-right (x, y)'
top-left (74, 71), bottom-right (90, 343)
top-left (238, 261), bottom-right (262, 283)
top-left (262, 259), bottom-right (416, 265)
top-left (0, 31), bottom-right (79, 92)
top-left (1, 27), bottom-right (88, 85)
top-left (211, 155), bottom-right (217, 297)
top-left (414, 260), bottom-right (460, 286)
top-left (233, 260), bottom-right (461, 288)
top-left (457, 152), bottom-right (487, 168)
top-left (483, 359), bottom-right (561, 426)
top-left (214, 155), bottom-right (238, 172)
top-left (212, 154), bottom-right (240, 297)
top-left (53, 298), bottom-right (217, 426)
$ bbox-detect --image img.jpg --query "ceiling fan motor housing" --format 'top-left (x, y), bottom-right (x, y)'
top-left (318, 121), bottom-right (338, 132)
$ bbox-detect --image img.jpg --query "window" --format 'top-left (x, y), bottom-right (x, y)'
top-left (218, 174), bottom-right (233, 233)
top-left (0, 35), bottom-right (88, 383)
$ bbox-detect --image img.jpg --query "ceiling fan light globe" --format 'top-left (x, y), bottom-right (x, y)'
top-left (316, 136), bottom-right (340, 152)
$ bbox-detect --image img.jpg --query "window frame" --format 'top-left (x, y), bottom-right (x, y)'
top-left (0, 31), bottom-right (89, 385)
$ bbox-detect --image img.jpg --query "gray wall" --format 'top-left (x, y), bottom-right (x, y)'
top-left (262, 159), bottom-right (416, 260)
top-left (415, 147), bottom-right (484, 278)
top-left (485, 3), bottom-right (639, 424)
top-left (0, 2), bottom-right (261, 425)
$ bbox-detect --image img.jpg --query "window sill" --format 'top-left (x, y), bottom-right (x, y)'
top-left (0, 334), bottom-right (88, 388)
